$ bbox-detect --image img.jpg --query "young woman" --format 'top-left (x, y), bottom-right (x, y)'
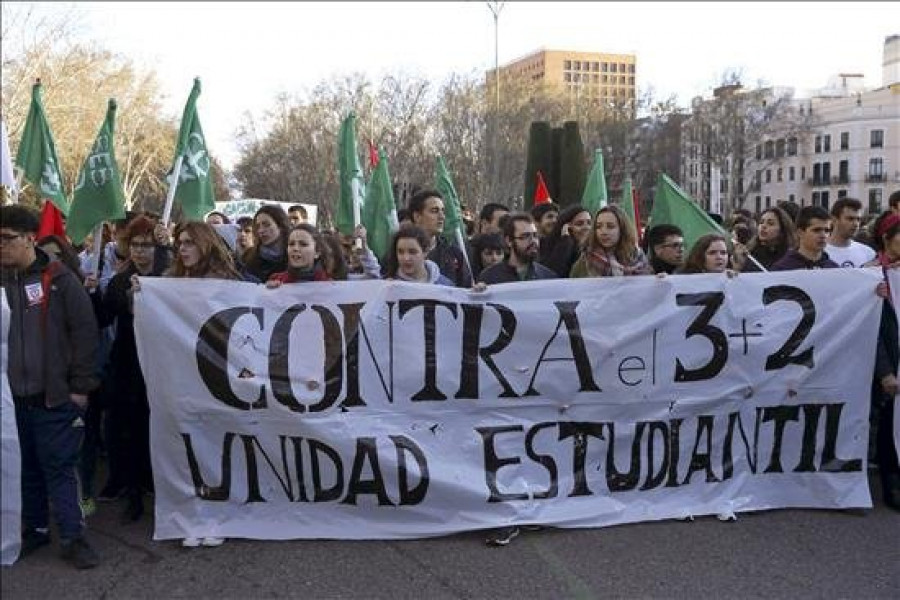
top-left (167, 222), bottom-right (243, 280)
top-left (865, 211), bottom-right (900, 510)
top-left (679, 233), bottom-right (732, 274)
top-left (539, 204), bottom-right (592, 278)
top-left (735, 206), bottom-right (796, 272)
top-left (241, 205), bottom-right (291, 282)
top-left (383, 225), bottom-right (453, 285)
top-left (266, 224), bottom-right (332, 287)
top-left (570, 205), bottom-right (650, 277)
top-left (468, 232), bottom-right (505, 280)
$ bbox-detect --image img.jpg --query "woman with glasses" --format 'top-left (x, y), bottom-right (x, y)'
top-left (570, 205), bottom-right (650, 277)
top-left (240, 205), bottom-right (290, 282)
top-left (734, 206), bottom-right (796, 272)
top-left (87, 216), bottom-right (170, 526)
top-left (167, 222), bottom-right (243, 280)
top-left (539, 204), bottom-right (593, 278)
top-left (383, 225), bottom-right (453, 285)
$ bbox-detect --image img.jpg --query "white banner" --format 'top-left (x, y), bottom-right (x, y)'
top-left (135, 269), bottom-right (883, 540)
top-left (1, 294), bottom-right (21, 564)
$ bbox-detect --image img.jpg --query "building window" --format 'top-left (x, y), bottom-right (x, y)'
top-left (814, 135), bottom-right (821, 153)
top-left (765, 169), bottom-right (772, 183)
top-left (838, 159), bottom-right (848, 183)
top-left (601, 62), bottom-right (608, 72)
top-left (755, 196), bottom-right (761, 213)
top-left (629, 76), bottom-right (634, 85)
top-left (629, 64), bottom-right (635, 73)
top-left (870, 129), bottom-right (884, 148)
top-left (787, 137), bottom-right (798, 156)
top-left (720, 179), bottom-right (728, 193)
top-left (565, 72), bottom-right (572, 82)
top-left (564, 60), bottom-right (572, 70)
top-left (755, 145), bottom-right (762, 160)
top-left (789, 166), bottom-right (795, 181)
top-left (619, 63), bottom-right (626, 72)
top-left (837, 189), bottom-right (848, 199)
top-left (789, 194), bottom-right (795, 203)
top-left (776, 139), bottom-right (785, 158)
top-left (840, 132), bottom-right (849, 150)
top-left (777, 168), bottom-right (783, 182)
top-left (765, 196), bottom-right (771, 208)
top-left (812, 163), bottom-right (821, 185)
top-left (822, 162), bottom-right (831, 182)
top-left (765, 141), bottom-right (774, 159)
top-left (869, 157), bottom-right (884, 180)
top-left (869, 188), bottom-right (883, 214)
top-left (821, 191), bottom-right (830, 210)
top-left (823, 134), bottom-right (831, 153)
top-left (812, 191), bottom-right (820, 206)
top-left (611, 63), bottom-right (618, 73)
top-left (801, 166), bottom-right (806, 180)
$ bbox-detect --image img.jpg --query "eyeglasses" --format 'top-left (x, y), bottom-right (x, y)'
top-left (130, 242), bottom-right (155, 250)
top-left (513, 232), bottom-right (538, 241)
top-left (0, 233), bottom-right (23, 244)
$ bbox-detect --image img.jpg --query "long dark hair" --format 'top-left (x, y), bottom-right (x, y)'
top-left (747, 206), bottom-right (796, 258)
top-left (383, 225), bottom-right (430, 278)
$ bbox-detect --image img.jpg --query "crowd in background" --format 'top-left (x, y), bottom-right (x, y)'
top-left (1, 187), bottom-right (899, 565)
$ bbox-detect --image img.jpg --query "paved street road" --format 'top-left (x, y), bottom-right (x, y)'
top-left (2, 475), bottom-right (897, 599)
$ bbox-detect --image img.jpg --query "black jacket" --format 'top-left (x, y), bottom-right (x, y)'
top-left (1, 248), bottom-right (99, 406)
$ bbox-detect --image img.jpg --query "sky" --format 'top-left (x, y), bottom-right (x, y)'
top-left (12, 2), bottom-right (900, 168)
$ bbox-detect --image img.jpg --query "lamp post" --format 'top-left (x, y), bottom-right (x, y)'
top-left (486, 2), bottom-right (504, 113)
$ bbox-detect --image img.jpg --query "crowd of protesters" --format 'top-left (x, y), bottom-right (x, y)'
top-left (2, 188), bottom-right (899, 567)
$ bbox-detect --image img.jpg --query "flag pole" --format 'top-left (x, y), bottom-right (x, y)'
top-left (161, 155), bottom-right (183, 227)
top-left (454, 228), bottom-right (473, 281)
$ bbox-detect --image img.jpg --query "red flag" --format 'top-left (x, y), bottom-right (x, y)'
top-left (367, 139), bottom-right (379, 169)
top-left (534, 170), bottom-right (551, 205)
top-left (632, 188), bottom-right (642, 245)
top-left (37, 199), bottom-right (66, 240)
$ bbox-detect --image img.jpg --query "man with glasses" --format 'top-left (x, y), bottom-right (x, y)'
top-left (644, 224), bottom-right (685, 275)
top-left (478, 213), bottom-right (557, 284)
top-left (0, 205), bottom-right (100, 569)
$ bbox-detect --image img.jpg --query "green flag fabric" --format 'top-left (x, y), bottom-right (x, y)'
top-left (581, 149), bottom-right (608, 217)
top-left (66, 99), bottom-right (126, 244)
top-left (169, 78), bottom-right (216, 221)
top-left (361, 147), bottom-right (398, 261)
top-left (336, 112), bottom-right (366, 236)
top-left (620, 177), bottom-right (636, 229)
top-left (15, 81), bottom-right (68, 214)
top-left (649, 173), bottom-right (728, 254)
top-left (435, 155), bottom-right (465, 242)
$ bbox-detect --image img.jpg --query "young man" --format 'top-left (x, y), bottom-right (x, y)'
top-left (288, 204), bottom-right (308, 226)
top-left (478, 213), bottom-right (557, 284)
top-left (644, 224), bottom-right (684, 275)
top-left (478, 202), bottom-right (510, 235)
top-left (236, 216), bottom-right (255, 253)
top-left (408, 190), bottom-right (472, 288)
top-left (530, 202), bottom-right (559, 241)
top-left (0, 205), bottom-right (100, 569)
top-left (825, 197), bottom-right (876, 267)
top-left (771, 205), bottom-right (839, 270)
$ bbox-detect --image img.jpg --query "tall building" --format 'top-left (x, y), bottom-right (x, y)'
top-left (486, 48), bottom-right (637, 107)
top-left (681, 35), bottom-right (899, 217)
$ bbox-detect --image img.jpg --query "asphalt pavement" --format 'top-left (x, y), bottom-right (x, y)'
top-left (2, 474), bottom-right (897, 599)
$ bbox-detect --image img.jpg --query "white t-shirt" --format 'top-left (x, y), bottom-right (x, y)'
top-left (824, 240), bottom-right (876, 268)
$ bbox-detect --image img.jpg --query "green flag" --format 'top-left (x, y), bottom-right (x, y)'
top-left (66, 99), bottom-right (126, 244)
top-left (581, 149), bottom-right (608, 216)
top-left (15, 81), bottom-right (68, 214)
top-left (649, 173), bottom-right (728, 254)
top-left (361, 147), bottom-right (398, 261)
top-left (336, 112), bottom-right (365, 236)
top-left (435, 155), bottom-right (465, 242)
top-left (169, 78), bottom-right (216, 221)
top-left (620, 176), bottom-right (636, 229)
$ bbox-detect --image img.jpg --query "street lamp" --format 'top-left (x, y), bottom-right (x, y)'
top-left (486, 1), bottom-right (504, 113)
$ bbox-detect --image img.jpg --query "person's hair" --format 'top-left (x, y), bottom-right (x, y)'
top-left (871, 211), bottom-right (900, 252)
top-left (37, 234), bottom-right (84, 281)
top-left (206, 210), bottom-right (231, 224)
top-left (383, 224), bottom-right (430, 278)
top-left (680, 233), bottom-right (729, 274)
top-left (0, 204), bottom-right (40, 233)
top-left (407, 189), bottom-right (443, 216)
top-left (888, 189), bottom-right (900, 210)
top-left (706, 212), bottom-right (724, 226)
top-left (288, 204), bottom-right (308, 219)
top-left (829, 197), bottom-right (862, 219)
top-left (550, 205), bottom-right (588, 238)
top-left (501, 212), bottom-right (534, 240)
top-left (236, 216), bottom-right (253, 228)
top-left (776, 200), bottom-right (800, 222)
top-left (241, 204), bottom-right (291, 265)
top-left (796, 205), bottom-right (831, 230)
top-left (530, 202), bottom-right (559, 223)
top-left (396, 208), bottom-right (412, 224)
top-left (732, 222), bottom-right (752, 245)
top-left (123, 215), bottom-right (156, 243)
top-left (469, 232), bottom-right (504, 275)
top-left (747, 206), bottom-right (796, 255)
top-left (644, 224), bottom-right (683, 253)
top-left (587, 205), bottom-right (638, 264)
top-left (168, 221), bottom-right (241, 279)
top-left (734, 208), bottom-right (754, 221)
top-left (316, 229), bottom-right (347, 280)
top-left (479, 202), bottom-right (509, 223)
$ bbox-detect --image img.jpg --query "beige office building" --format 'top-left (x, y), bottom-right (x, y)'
top-left (487, 48), bottom-right (637, 106)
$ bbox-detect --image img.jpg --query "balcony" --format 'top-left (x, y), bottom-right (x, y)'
top-left (865, 174), bottom-right (886, 183)
top-left (832, 175), bottom-right (850, 185)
